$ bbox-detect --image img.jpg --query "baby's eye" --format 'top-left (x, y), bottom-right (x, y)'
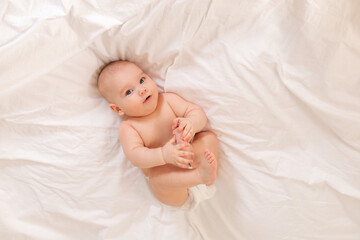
top-left (140, 77), bottom-right (145, 84)
top-left (125, 89), bottom-right (133, 96)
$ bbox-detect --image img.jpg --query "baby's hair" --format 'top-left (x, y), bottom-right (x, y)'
top-left (97, 60), bottom-right (128, 88)
top-left (97, 60), bottom-right (132, 103)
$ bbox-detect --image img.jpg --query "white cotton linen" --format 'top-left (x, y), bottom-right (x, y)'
top-left (1, 0), bottom-right (360, 239)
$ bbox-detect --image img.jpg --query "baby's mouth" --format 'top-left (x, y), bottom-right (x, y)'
top-left (144, 95), bottom-right (151, 102)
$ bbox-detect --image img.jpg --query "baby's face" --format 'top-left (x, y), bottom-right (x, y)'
top-left (107, 62), bottom-right (159, 117)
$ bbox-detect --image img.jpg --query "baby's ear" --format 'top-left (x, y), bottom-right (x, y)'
top-left (109, 104), bottom-right (124, 116)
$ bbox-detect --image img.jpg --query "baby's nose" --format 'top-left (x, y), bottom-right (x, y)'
top-left (139, 87), bottom-right (147, 95)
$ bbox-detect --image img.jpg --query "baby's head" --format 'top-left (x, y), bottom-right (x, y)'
top-left (97, 61), bottom-right (159, 117)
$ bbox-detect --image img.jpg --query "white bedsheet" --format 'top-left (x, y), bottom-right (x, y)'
top-left (1, 0), bottom-right (360, 239)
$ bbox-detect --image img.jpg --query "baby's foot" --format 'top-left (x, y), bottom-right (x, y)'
top-left (197, 149), bottom-right (217, 185)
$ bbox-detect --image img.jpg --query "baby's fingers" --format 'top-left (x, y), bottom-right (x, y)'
top-left (176, 157), bottom-right (193, 169)
top-left (179, 150), bottom-right (194, 159)
top-left (172, 118), bottom-right (180, 130)
top-left (182, 128), bottom-right (194, 142)
top-left (176, 143), bottom-right (190, 150)
top-left (177, 163), bottom-right (192, 169)
top-left (182, 125), bottom-right (191, 137)
top-left (178, 121), bottom-right (187, 132)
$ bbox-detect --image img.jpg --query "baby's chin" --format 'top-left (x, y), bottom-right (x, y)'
top-left (144, 95), bottom-right (159, 116)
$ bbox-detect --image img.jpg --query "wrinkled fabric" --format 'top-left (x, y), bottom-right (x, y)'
top-left (1, 0), bottom-right (360, 239)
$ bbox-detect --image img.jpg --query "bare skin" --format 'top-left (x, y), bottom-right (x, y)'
top-left (98, 61), bottom-right (218, 207)
top-left (149, 131), bottom-right (218, 206)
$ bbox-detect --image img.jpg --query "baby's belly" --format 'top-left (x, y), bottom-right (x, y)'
top-left (142, 130), bottom-right (173, 149)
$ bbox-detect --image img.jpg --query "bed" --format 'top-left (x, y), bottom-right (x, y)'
top-left (1, 0), bottom-right (360, 239)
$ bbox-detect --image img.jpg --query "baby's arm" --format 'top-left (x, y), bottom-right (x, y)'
top-left (119, 122), bottom-right (193, 169)
top-left (119, 123), bottom-right (164, 168)
top-left (165, 92), bottom-right (208, 142)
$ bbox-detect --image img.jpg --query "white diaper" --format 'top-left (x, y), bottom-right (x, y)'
top-left (181, 184), bottom-right (216, 211)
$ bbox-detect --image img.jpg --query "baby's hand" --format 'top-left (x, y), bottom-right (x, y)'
top-left (172, 118), bottom-right (195, 143)
top-left (161, 136), bottom-right (194, 169)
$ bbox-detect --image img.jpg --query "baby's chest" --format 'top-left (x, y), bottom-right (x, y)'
top-left (136, 107), bottom-right (176, 148)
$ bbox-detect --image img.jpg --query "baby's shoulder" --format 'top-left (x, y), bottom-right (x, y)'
top-left (118, 119), bottom-right (130, 129)
top-left (118, 120), bottom-right (136, 138)
top-left (162, 91), bottom-right (180, 98)
top-left (118, 120), bottom-right (145, 145)
top-left (162, 92), bottom-right (182, 104)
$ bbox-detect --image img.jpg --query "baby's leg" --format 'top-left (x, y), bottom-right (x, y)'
top-left (190, 131), bottom-right (219, 170)
top-left (148, 131), bottom-right (219, 207)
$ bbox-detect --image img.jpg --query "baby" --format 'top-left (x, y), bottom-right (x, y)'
top-left (97, 60), bottom-right (218, 209)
